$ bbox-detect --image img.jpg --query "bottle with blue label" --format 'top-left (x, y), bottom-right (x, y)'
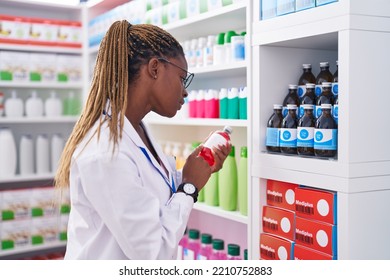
top-left (332, 61), bottom-right (339, 124)
top-left (282, 84), bottom-right (299, 117)
top-left (297, 64), bottom-right (316, 99)
top-left (297, 104), bottom-right (315, 156)
top-left (266, 104), bottom-right (283, 153)
top-left (315, 62), bottom-right (333, 97)
top-left (280, 104), bottom-right (298, 155)
top-left (314, 104), bottom-right (337, 158)
top-left (299, 83), bottom-right (316, 118)
top-left (315, 82), bottom-right (334, 118)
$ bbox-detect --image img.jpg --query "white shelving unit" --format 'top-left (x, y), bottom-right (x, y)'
top-left (251, 0), bottom-right (390, 260)
top-left (0, 0), bottom-right (83, 259)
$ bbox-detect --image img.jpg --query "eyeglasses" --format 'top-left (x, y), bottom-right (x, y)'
top-left (157, 57), bottom-right (194, 89)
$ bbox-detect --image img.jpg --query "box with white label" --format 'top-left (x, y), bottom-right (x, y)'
top-left (276, 0), bottom-right (295, 16)
top-left (0, 51), bottom-right (30, 82)
top-left (1, 220), bottom-right (32, 251)
top-left (1, 189), bottom-right (32, 221)
top-left (294, 244), bottom-right (336, 260)
top-left (31, 187), bottom-right (57, 218)
top-left (261, 0), bottom-right (277, 20)
top-left (262, 205), bottom-right (295, 241)
top-left (29, 53), bottom-right (57, 82)
top-left (31, 216), bottom-right (59, 245)
top-left (260, 232), bottom-right (294, 260)
top-left (267, 179), bottom-right (297, 211)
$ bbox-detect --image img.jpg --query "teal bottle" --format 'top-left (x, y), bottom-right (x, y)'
top-left (238, 146), bottom-right (248, 216)
top-left (218, 146), bottom-right (238, 211)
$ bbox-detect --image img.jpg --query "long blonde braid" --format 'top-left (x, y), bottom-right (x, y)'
top-left (54, 21), bottom-right (184, 189)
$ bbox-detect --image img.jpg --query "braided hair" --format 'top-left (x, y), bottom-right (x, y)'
top-left (55, 20), bottom-right (184, 189)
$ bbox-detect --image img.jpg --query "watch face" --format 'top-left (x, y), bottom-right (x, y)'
top-left (183, 183), bottom-right (196, 195)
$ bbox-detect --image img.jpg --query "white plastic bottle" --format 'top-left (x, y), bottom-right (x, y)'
top-left (19, 134), bottom-right (34, 175)
top-left (25, 90), bottom-right (44, 118)
top-left (4, 90), bottom-right (24, 118)
top-left (203, 35), bottom-right (215, 66)
top-left (45, 91), bottom-right (63, 117)
top-left (51, 133), bottom-right (64, 172)
top-left (196, 37), bottom-right (206, 67)
top-left (0, 127), bottom-right (17, 177)
top-left (36, 134), bottom-right (50, 174)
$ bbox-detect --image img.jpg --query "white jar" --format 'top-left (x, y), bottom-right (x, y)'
top-left (36, 134), bottom-right (50, 174)
top-left (4, 90), bottom-right (24, 118)
top-left (0, 127), bottom-right (17, 177)
top-left (50, 133), bottom-right (64, 172)
top-left (25, 90), bottom-right (44, 118)
top-left (45, 91), bottom-right (63, 117)
top-left (19, 134), bottom-right (34, 175)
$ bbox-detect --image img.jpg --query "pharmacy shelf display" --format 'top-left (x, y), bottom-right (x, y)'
top-left (251, 0), bottom-right (390, 260)
top-left (0, 0), bottom-right (84, 259)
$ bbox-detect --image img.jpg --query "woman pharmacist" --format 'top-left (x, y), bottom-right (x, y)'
top-left (54, 21), bottom-right (231, 260)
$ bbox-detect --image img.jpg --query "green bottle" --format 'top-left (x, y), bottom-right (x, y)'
top-left (218, 145), bottom-right (238, 211)
top-left (238, 146), bottom-right (248, 216)
top-left (63, 91), bottom-right (81, 116)
top-left (204, 172), bottom-right (219, 206)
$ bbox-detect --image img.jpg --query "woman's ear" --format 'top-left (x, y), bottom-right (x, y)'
top-left (148, 57), bottom-right (159, 80)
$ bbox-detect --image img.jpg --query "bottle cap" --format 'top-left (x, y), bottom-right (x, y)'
top-left (228, 145), bottom-right (235, 156)
top-left (227, 244), bottom-right (240, 256)
top-left (188, 229), bottom-right (200, 240)
top-left (240, 146), bottom-right (247, 158)
top-left (306, 83), bottom-right (315, 88)
top-left (302, 64), bottom-right (312, 69)
top-left (321, 103), bottom-right (332, 109)
top-left (201, 233), bottom-right (212, 244)
top-left (216, 32), bottom-right (225, 45)
top-left (273, 104), bottom-right (283, 109)
top-left (224, 30), bottom-right (237, 44)
top-left (244, 249), bottom-right (248, 260)
top-left (223, 126), bottom-right (233, 135)
top-left (320, 62), bottom-right (329, 67)
top-left (288, 84), bottom-right (298, 89)
top-left (301, 104), bottom-right (314, 110)
top-left (191, 141), bottom-right (201, 149)
top-left (322, 82), bottom-right (332, 87)
top-left (212, 239), bottom-right (224, 250)
top-left (287, 104), bottom-right (297, 109)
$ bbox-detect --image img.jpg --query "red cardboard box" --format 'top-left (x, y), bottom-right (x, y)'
top-left (294, 244), bottom-right (336, 260)
top-left (260, 233), bottom-right (294, 260)
top-left (267, 179), bottom-right (297, 211)
top-left (295, 186), bottom-right (337, 224)
top-left (262, 205), bottom-right (295, 240)
top-left (295, 216), bottom-right (337, 256)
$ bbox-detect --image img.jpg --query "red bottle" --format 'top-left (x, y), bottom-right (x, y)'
top-left (199, 126), bottom-right (232, 166)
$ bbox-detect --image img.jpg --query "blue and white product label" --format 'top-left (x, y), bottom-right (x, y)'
top-left (299, 105), bottom-right (316, 118)
top-left (298, 85), bottom-right (306, 99)
top-left (266, 127), bottom-right (280, 147)
top-left (333, 104), bottom-right (338, 124)
top-left (279, 128), bottom-right (297, 148)
top-left (297, 127), bottom-right (314, 147)
top-left (315, 105), bottom-right (333, 119)
top-left (315, 85), bottom-right (322, 97)
top-left (314, 129), bottom-right (338, 150)
top-left (332, 82), bottom-right (338, 96)
top-left (283, 106), bottom-right (299, 118)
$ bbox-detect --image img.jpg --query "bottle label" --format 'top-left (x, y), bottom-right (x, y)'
top-left (315, 85), bottom-right (323, 97)
top-left (333, 104), bottom-right (339, 124)
top-left (266, 127), bottom-right (280, 147)
top-left (203, 133), bottom-right (228, 149)
top-left (283, 107), bottom-right (298, 118)
top-left (332, 82), bottom-right (338, 96)
top-left (314, 129), bottom-right (338, 150)
top-left (280, 128), bottom-right (297, 147)
top-left (298, 85), bottom-right (306, 99)
top-left (299, 105), bottom-right (316, 118)
top-left (315, 105), bottom-right (333, 119)
top-left (297, 127), bottom-right (314, 147)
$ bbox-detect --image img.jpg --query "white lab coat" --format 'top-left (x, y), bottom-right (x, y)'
top-left (64, 115), bottom-right (194, 260)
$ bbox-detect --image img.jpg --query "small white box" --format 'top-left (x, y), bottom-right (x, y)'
top-left (277, 0), bottom-right (296, 16)
top-left (1, 220), bottom-right (32, 251)
top-left (262, 0), bottom-right (277, 20)
top-left (1, 189), bottom-right (32, 221)
top-left (31, 216), bottom-right (59, 245)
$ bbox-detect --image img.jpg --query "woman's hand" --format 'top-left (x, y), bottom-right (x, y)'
top-left (181, 145), bottom-right (212, 191)
top-left (210, 142), bottom-right (232, 173)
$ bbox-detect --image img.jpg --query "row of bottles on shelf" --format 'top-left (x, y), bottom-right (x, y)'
top-left (261, 0), bottom-right (338, 20)
top-left (176, 87), bottom-right (247, 120)
top-left (178, 228), bottom-right (247, 260)
top-left (0, 90), bottom-right (81, 118)
top-left (163, 139), bottom-right (248, 215)
top-left (0, 14), bottom-right (82, 48)
top-left (0, 51), bottom-right (82, 83)
top-left (265, 61), bottom-right (338, 158)
top-left (0, 128), bottom-right (65, 178)
top-left (261, 180), bottom-right (337, 260)
top-left (88, 0), bottom-right (238, 47)
top-left (182, 30), bottom-right (246, 68)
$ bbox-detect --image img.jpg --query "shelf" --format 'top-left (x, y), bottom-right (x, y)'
top-left (190, 61), bottom-right (247, 78)
top-left (0, 81), bottom-right (83, 89)
top-left (0, 173), bottom-right (54, 184)
top-left (0, 241), bottom-right (66, 258)
top-left (0, 43), bottom-right (82, 54)
top-left (193, 202), bottom-right (248, 224)
top-left (145, 113), bottom-right (247, 127)
top-left (0, 116), bottom-right (78, 124)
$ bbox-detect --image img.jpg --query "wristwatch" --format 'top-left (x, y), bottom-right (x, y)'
top-left (177, 182), bottom-right (198, 203)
